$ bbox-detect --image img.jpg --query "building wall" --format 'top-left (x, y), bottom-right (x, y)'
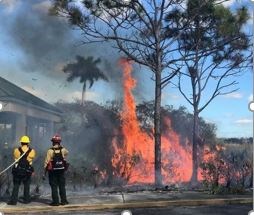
top-left (0, 109), bottom-right (60, 149)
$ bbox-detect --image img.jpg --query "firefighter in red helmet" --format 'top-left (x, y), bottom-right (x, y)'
top-left (44, 134), bottom-right (69, 206)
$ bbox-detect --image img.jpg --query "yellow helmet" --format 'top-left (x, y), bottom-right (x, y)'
top-left (20, 135), bottom-right (30, 144)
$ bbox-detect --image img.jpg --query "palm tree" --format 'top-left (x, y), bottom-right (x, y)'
top-left (63, 56), bottom-right (108, 105)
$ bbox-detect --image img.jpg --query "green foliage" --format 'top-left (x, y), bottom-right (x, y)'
top-left (54, 100), bottom-right (252, 190)
top-left (214, 6), bottom-right (236, 35)
top-left (167, 0), bottom-right (250, 64)
top-left (112, 150), bottom-right (141, 184)
top-left (63, 55), bottom-right (108, 104)
top-left (200, 150), bottom-right (227, 194)
top-left (69, 7), bottom-right (84, 25)
top-left (136, 101), bottom-right (154, 135)
top-left (200, 143), bottom-right (252, 194)
top-left (55, 101), bottom-right (219, 186)
top-left (63, 55), bottom-right (108, 87)
top-left (83, 0), bottom-right (93, 9)
top-left (49, 0), bottom-right (69, 15)
top-left (162, 105), bottom-right (217, 145)
top-left (237, 7), bottom-right (249, 25)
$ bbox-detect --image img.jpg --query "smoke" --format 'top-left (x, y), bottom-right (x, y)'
top-left (7, 0), bottom-right (78, 78)
top-left (5, 0), bottom-right (119, 79)
top-left (3, 0), bottom-right (150, 100)
top-left (54, 101), bottom-right (118, 183)
top-left (0, 0), bottom-right (153, 190)
top-left (1, 0), bottom-right (19, 13)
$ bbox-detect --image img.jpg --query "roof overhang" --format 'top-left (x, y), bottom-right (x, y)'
top-left (0, 98), bottom-right (62, 122)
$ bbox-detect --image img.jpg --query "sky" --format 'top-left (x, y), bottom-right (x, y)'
top-left (0, 0), bottom-right (252, 138)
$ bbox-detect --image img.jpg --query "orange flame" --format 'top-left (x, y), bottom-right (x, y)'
top-left (111, 59), bottom-right (209, 184)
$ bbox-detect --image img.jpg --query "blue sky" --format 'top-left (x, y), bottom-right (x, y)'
top-left (0, 0), bottom-right (252, 138)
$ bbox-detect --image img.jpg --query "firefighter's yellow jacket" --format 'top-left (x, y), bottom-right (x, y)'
top-left (13, 145), bottom-right (36, 165)
top-left (44, 145), bottom-right (68, 169)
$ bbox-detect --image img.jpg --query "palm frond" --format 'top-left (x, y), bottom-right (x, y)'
top-left (62, 55), bottom-right (109, 88)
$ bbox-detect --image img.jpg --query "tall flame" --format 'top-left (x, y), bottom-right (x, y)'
top-left (112, 59), bottom-right (198, 184)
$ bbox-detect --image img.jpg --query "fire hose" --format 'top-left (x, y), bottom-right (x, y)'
top-left (0, 152), bottom-right (26, 176)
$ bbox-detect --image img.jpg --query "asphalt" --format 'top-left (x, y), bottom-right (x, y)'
top-left (0, 189), bottom-right (252, 214)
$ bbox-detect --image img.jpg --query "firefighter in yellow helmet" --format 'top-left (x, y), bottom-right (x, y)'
top-left (44, 134), bottom-right (69, 206)
top-left (8, 135), bottom-right (36, 205)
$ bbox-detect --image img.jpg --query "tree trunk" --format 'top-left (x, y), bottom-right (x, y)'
top-left (191, 109), bottom-right (199, 185)
top-left (81, 82), bottom-right (86, 106)
top-left (250, 170), bottom-right (253, 188)
top-left (154, 67), bottom-right (162, 186)
top-left (225, 169), bottom-right (231, 188)
top-left (241, 173), bottom-right (245, 188)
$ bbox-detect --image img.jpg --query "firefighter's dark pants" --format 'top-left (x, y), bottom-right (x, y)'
top-left (10, 174), bottom-right (31, 203)
top-left (48, 170), bottom-right (67, 203)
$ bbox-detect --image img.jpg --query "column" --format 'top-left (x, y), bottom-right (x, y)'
top-left (15, 114), bottom-right (27, 144)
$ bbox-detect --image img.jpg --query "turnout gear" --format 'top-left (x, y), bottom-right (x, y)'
top-left (20, 135), bottom-right (30, 144)
top-left (52, 147), bottom-right (65, 170)
top-left (45, 146), bottom-right (69, 171)
top-left (8, 136), bottom-right (36, 205)
top-left (8, 176), bottom-right (31, 205)
top-left (12, 147), bottom-right (34, 177)
top-left (13, 145), bottom-right (35, 165)
top-left (46, 147), bottom-right (69, 171)
top-left (44, 139), bottom-right (69, 206)
top-left (48, 171), bottom-right (68, 205)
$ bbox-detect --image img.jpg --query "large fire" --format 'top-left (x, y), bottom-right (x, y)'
top-left (111, 59), bottom-right (196, 184)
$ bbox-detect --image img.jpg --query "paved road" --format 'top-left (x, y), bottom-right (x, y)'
top-left (5, 204), bottom-right (251, 215)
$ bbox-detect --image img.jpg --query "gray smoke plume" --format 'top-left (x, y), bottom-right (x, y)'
top-left (7, 0), bottom-right (82, 78)
top-left (3, 0), bottom-right (149, 100)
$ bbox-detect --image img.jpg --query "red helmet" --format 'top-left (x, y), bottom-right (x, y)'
top-left (51, 134), bottom-right (62, 143)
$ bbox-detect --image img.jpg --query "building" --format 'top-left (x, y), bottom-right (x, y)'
top-left (0, 76), bottom-right (62, 149)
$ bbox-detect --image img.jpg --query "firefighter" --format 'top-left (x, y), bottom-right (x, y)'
top-left (8, 135), bottom-right (36, 205)
top-left (44, 134), bottom-right (69, 206)
top-left (91, 165), bottom-right (99, 188)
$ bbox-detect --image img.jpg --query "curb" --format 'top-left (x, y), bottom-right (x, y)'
top-left (0, 198), bottom-right (252, 214)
